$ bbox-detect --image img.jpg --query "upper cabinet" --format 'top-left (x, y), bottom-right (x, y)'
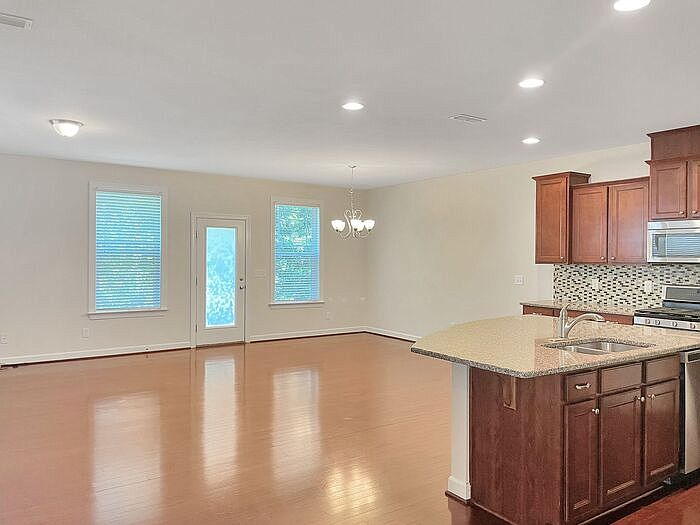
top-left (648, 125), bottom-right (700, 220)
top-left (571, 179), bottom-right (649, 265)
top-left (534, 172), bottom-right (590, 264)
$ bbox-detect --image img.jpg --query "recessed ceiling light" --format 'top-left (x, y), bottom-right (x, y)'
top-left (342, 101), bottom-right (364, 111)
top-left (519, 78), bottom-right (545, 89)
top-left (613, 0), bottom-right (651, 12)
top-left (50, 119), bottom-right (84, 137)
top-left (522, 137), bottom-right (540, 145)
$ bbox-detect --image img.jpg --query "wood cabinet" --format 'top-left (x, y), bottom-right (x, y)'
top-left (565, 400), bottom-right (600, 523)
top-left (572, 185), bottom-right (608, 263)
top-left (571, 178), bottom-right (648, 264)
top-left (643, 379), bottom-right (680, 485)
top-left (470, 356), bottom-right (680, 524)
top-left (534, 172), bottom-right (590, 264)
top-left (649, 160), bottom-right (688, 220)
top-left (688, 159), bottom-right (700, 219)
top-left (599, 388), bottom-right (643, 506)
top-left (608, 179), bottom-right (649, 263)
top-left (521, 305), bottom-right (634, 325)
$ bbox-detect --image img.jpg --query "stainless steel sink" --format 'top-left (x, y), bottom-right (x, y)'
top-left (544, 339), bottom-right (651, 355)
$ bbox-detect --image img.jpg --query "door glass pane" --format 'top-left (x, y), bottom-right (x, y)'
top-left (206, 227), bottom-right (236, 327)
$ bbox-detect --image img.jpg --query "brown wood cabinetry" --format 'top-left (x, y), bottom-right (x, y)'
top-left (565, 399), bottom-right (600, 523)
top-left (599, 388), bottom-right (643, 506)
top-left (572, 185), bottom-right (608, 263)
top-left (534, 172), bottom-right (590, 263)
top-left (471, 355), bottom-right (681, 524)
top-left (571, 178), bottom-right (648, 264)
top-left (643, 379), bottom-right (680, 485)
top-left (688, 159), bottom-right (700, 219)
top-left (649, 160), bottom-right (688, 219)
top-left (608, 179), bottom-right (649, 263)
top-left (521, 305), bottom-right (634, 325)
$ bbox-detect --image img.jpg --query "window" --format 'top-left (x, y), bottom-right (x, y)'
top-left (272, 201), bottom-right (321, 304)
top-left (90, 184), bottom-right (166, 316)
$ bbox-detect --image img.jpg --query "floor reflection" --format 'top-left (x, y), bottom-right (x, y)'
top-left (326, 464), bottom-right (378, 515)
top-left (272, 368), bottom-right (320, 485)
top-left (201, 356), bottom-right (238, 489)
top-left (92, 392), bottom-right (162, 524)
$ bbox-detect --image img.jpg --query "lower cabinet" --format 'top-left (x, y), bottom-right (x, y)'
top-left (563, 372), bottom-right (680, 524)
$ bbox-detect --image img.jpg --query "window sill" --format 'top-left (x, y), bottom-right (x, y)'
top-left (268, 301), bottom-right (325, 309)
top-left (88, 308), bottom-right (168, 320)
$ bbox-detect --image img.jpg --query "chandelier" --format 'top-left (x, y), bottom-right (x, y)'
top-left (331, 165), bottom-right (375, 238)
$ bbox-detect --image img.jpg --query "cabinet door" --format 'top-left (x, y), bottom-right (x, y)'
top-left (688, 159), bottom-right (700, 219)
top-left (600, 388), bottom-right (643, 506)
top-left (565, 400), bottom-right (600, 523)
top-left (608, 180), bottom-right (648, 264)
top-left (643, 379), bottom-right (680, 485)
top-left (650, 160), bottom-right (688, 220)
top-left (572, 185), bottom-right (608, 263)
top-left (536, 177), bottom-right (568, 263)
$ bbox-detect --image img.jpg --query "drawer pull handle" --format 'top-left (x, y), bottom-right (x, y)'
top-left (592, 408), bottom-right (600, 415)
top-left (649, 393), bottom-right (656, 400)
top-left (575, 383), bottom-right (591, 390)
top-left (636, 395), bottom-right (646, 403)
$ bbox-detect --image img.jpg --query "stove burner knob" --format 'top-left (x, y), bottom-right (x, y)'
top-left (654, 320), bottom-right (661, 326)
top-left (692, 323), bottom-right (697, 330)
top-left (645, 319), bottom-right (651, 325)
top-left (673, 321), bottom-right (679, 328)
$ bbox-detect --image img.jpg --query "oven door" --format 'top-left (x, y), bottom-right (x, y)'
top-left (648, 221), bottom-right (700, 263)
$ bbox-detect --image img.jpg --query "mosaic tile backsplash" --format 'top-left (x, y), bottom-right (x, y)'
top-left (553, 264), bottom-right (700, 309)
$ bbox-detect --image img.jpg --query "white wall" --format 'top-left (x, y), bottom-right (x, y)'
top-left (0, 154), bottom-right (369, 363)
top-left (365, 143), bottom-right (650, 339)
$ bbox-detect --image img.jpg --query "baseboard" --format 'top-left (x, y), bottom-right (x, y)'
top-left (447, 475), bottom-right (472, 502)
top-left (248, 326), bottom-right (367, 342)
top-left (1, 341), bottom-right (191, 365)
top-left (364, 326), bottom-right (420, 342)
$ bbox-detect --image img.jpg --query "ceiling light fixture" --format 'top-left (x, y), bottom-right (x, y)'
top-left (613, 0), bottom-right (651, 11)
top-left (519, 78), bottom-right (545, 89)
top-left (50, 119), bottom-right (84, 137)
top-left (331, 165), bottom-right (375, 238)
top-left (0, 12), bottom-right (33, 30)
top-left (342, 101), bottom-right (364, 111)
top-left (522, 137), bottom-right (541, 145)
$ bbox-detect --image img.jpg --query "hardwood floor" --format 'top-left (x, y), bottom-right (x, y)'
top-left (0, 333), bottom-right (693, 524)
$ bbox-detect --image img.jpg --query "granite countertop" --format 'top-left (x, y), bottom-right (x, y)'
top-left (520, 299), bottom-right (639, 316)
top-left (411, 315), bottom-right (700, 378)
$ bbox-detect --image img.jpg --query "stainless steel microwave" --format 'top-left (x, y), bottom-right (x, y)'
top-left (648, 220), bottom-right (700, 263)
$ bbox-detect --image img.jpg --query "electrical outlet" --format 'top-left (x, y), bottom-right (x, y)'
top-left (0, 334), bottom-right (7, 345)
top-left (644, 280), bottom-right (653, 293)
top-left (82, 328), bottom-right (90, 339)
top-left (591, 278), bottom-right (600, 291)
top-left (325, 311), bottom-right (332, 320)
top-left (513, 275), bottom-right (524, 286)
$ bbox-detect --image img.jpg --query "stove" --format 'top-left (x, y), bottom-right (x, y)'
top-left (634, 285), bottom-right (700, 331)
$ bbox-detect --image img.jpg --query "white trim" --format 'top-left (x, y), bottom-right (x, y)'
top-left (87, 308), bottom-right (168, 319)
top-left (190, 213), bottom-right (251, 346)
top-left (249, 326), bottom-right (366, 342)
top-left (449, 363), bottom-right (471, 501)
top-left (364, 326), bottom-right (420, 342)
top-left (270, 196), bottom-right (324, 306)
top-left (268, 301), bottom-right (325, 309)
top-left (89, 182), bottom-right (168, 315)
top-left (1, 341), bottom-right (190, 366)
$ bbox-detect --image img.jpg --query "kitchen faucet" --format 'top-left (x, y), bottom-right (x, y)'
top-left (558, 303), bottom-right (606, 338)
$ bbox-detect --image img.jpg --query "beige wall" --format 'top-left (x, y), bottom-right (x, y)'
top-left (365, 143), bottom-right (650, 339)
top-left (0, 154), bottom-right (368, 362)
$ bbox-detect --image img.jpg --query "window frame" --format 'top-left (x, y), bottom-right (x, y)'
top-left (269, 197), bottom-right (324, 308)
top-left (88, 182), bottom-right (168, 319)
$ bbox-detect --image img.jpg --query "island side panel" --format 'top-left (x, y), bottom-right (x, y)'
top-left (470, 367), bottom-right (564, 525)
top-left (447, 362), bottom-right (471, 500)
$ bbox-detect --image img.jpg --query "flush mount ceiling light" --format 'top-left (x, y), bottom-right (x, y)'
top-left (613, 0), bottom-right (651, 11)
top-left (519, 77), bottom-right (545, 89)
top-left (522, 137), bottom-right (541, 145)
top-left (342, 101), bottom-right (364, 111)
top-left (50, 119), bottom-right (84, 137)
top-left (448, 114), bottom-right (488, 123)
top-left (331, 165), bottom-right (375, 239)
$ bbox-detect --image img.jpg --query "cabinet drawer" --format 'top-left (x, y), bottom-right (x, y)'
top-left (522, 306), bottom-right (556, 316)
top-left (645, 355), bottom-right (680, 384)
top-left (601, 363), bottom-right (642, 393)
top-left (565, 371), bottom-right (598, 403)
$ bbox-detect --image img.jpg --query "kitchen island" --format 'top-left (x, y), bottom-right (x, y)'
top-left (411, 315), bottom-right (700, 524)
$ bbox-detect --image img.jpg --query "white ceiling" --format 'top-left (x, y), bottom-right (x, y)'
top-left (0, 1), bottom-right (698, 188)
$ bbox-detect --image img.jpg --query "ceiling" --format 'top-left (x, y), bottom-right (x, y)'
top-left (0, 1), bottom-right (698, 188)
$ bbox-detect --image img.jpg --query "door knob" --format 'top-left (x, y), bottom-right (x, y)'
top-left (600, 256), bottom-right (605, 260)
top-left (239, 284), bottom-right (246, 290)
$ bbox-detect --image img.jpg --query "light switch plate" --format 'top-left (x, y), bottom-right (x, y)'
top-left (513, 275), bottom-right (524, 286)
top-left (644, 280), bottom-right (654, 293)
top-left (591, 278), bottom-right (600, 291)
